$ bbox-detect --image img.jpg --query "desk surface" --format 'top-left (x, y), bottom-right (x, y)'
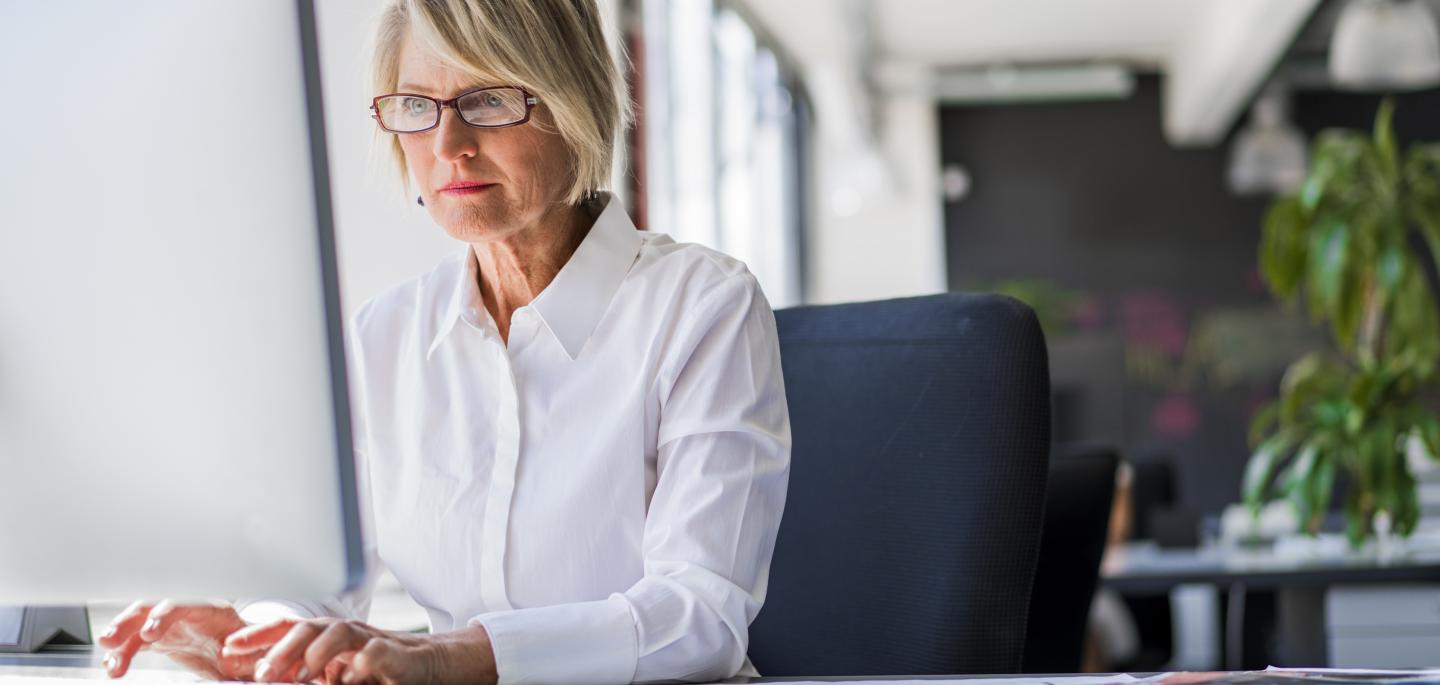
top-left (6, 660), bottom-right (1440, 685)
top-left (0, 650), bottom-right (1141, 683)
top-left (1101, 540), bottom-right (1440, 594)
top-left (9, 654), bottom-right (1440, 685)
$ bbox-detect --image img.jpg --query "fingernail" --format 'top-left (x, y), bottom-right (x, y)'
top-left (100, 626), bottom-right (116, 639)
top-left (103, 653), bottom-right (116, 671)
top-left (142, 618), bottom-right (158, 633)
top-left (340, 668), bottom-right (354, 684)
top-left (296, 666), bottom-right (309, 682)
top-left (255, 659), bottom-right (271, 681)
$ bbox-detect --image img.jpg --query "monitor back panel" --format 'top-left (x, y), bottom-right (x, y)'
top-left (0, 1), bottom-right (361, 603)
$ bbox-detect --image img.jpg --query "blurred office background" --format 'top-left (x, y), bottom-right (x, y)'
top-left (191, 0), bottom-right (1439, 673)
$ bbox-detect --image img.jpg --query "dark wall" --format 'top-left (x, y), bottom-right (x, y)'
top-left (940, 75), bottom-right (1440, 516)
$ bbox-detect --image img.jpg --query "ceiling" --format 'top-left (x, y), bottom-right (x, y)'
top-left (742, 0), bottom-right (1333, 147)
top-left (874, 0), bottom-right (1203, 70)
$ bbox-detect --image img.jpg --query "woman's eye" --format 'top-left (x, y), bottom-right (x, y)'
top-left (402, 98), bottom-right (432, 114)
top-left (483, 94), bottom-right (503, 108)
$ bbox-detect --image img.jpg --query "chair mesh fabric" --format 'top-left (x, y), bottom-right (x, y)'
top-left (748, 293), bottom-right (1051, 676)
top-left (1022, 445), bottom-right (1120, 673)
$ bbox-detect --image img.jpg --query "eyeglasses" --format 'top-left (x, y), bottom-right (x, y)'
top-left (370, 86), bottom-right (538, 133)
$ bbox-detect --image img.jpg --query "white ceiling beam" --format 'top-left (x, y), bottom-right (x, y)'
top-left (1164, 0), bottom-right (1321, 147)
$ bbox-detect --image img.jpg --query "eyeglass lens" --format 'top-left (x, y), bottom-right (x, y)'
top-left (375, 88), bottom-right (529, 132)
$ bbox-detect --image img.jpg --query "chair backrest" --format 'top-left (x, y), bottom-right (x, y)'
top-left (749, 293), bottom-right (1051, 676)
top-left (1022, 444), bottom-right (1119, 673)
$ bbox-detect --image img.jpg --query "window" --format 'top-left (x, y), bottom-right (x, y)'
top-left (628, 0), bottom-right (810, 307)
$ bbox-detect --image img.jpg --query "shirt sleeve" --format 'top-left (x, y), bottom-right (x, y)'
top-left (234, 317), bottom-right (386, 626)
top-left (468, 273), bottom-right (792, 685)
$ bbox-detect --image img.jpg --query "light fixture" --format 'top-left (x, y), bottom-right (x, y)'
top-left (1329, 0), bottom-right (1440, 91)
top-left (1228, 85), bottom-right (1309, 196)
top-left (941, 164), bottom-right (972, 203)
top-left (932, 64), bottom-right (1135, 105)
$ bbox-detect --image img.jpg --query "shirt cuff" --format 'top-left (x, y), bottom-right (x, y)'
top-left (234, 600), bottom-right (312, 626)
top-left (469, 595), bottom-right (638, 685)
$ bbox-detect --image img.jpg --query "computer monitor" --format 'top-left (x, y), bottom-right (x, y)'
top-left (0, 0), bottom-right (365, 603)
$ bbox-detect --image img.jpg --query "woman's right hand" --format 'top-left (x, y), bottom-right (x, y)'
top-left (97, 600), bottom-right (257, 680)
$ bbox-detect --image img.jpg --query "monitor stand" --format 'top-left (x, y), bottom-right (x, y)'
top-left (0, 606), bottom-right (91, 653)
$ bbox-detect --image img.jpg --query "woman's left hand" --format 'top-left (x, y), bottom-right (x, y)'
top-left (221, 617), bottom-right (497, 685)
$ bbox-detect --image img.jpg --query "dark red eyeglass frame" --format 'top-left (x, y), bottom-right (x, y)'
top-left (369, 85), bottom-right (539, 133)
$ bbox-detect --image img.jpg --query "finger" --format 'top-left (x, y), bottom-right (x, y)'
top-left (301, 622), bottom-right (370, 683)
top-left (216, 639), bottom-right (257, 678)
top-left (321, 651), bottom-right (355, 685)
top-left (98, 600), bottom-right (152, 649)
top-left (103, 633), bottom-right (145, 679)
top-left (222, 618), bottom-right (298, 657)
top-left (138, 599), bottom-right (181, 643)
top-left (346, 640), bottom-right (403, 685)
top-left (256, 621), bottom-right (327, 682)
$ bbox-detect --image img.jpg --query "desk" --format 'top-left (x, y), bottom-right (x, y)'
top-left (1101, 541), bottom-right (1440, 595)
top-left (0, 652), bottom-right (1142, 683)
top-left (5, 659), bottom-right (1440, 685)
top-left (1100, 542), bottom-right (1440, 669)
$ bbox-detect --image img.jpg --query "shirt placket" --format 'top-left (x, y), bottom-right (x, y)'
top-left (480, 338), bottom-right (521, 611)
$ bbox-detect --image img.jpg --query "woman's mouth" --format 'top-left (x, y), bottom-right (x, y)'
top-left (439, 182), bottom-right (496, 195)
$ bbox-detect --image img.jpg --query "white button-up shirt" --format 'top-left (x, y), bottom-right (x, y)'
top-left (237, 194), bottom-right (791, 684)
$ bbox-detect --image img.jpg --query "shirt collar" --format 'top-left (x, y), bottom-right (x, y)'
top-left (426, 192), bottom-right (643, 361)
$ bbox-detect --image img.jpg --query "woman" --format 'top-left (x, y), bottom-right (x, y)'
top-left (97, 1), bottom-right (791, 683)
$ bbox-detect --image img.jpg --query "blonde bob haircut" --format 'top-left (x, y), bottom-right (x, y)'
top-left (369, 0), bottom-right (629, 206)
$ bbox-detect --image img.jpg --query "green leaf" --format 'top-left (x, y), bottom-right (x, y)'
top-left (1377, 242), bottom-right (1405, 301)
top-left (1285, 438), bottom-right (1321, 524)
top-left (1409, 202), bottom-right (1440, 292)
top-left (1288, 434), bottom-right (1340, 536)
top-left (1349, 367), bottom-right (1377, 411)
top-left (1331, 257), bottom-right (1365, 353)
top-left (1310, 450), bottom-right (1338, 534)
top-left (1244, 431), bottom-right (1295, 513)
top-left (1280, 354), bottom-right (1348, 427)
top-left (1385, 267), bottom-right (1440, 370)
top-left (1249, 402), bottom-right (1281, 449)
top-left (1314, 399), bottom-right (1351, 431)
top-left (1373, 418), bottom-right (1401, 515)
top-left (1416, 414), bottom-right (1440, 462)
top-left (1407, 143), bottom-right (1440, 229)
top-left (1354, 425), bottom-right (1377, 494)
top-left (1301, 158), bottom-right (1332, 212)
top-left (1311, 131), bottom-right (1371, 210)
top-left (1260, 197), bottom-right (1308, 299)
top-left (1306, 221), bottom-right (1350, 322)
top-left (1345, 487), bottom-right (1369, 549)
top-left (1374, 97), bottom-right (1398, 182)
top-left (1396, 464), bottom-right (1420, 536)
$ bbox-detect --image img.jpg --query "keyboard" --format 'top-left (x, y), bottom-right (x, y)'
top-left (0, 666), bottom-right (233, 683)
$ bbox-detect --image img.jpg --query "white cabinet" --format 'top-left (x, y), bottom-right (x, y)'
top-left (1327, 584), bottom-right (1440, 667)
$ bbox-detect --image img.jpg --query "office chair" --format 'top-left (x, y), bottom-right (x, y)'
top-left (749, 293), bottom-right (1051, 676)
top-left (1022, 444), bottom-right (1119, 673)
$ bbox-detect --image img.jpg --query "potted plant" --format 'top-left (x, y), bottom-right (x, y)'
top-left (1243, 99), bottom-right (1440, 547)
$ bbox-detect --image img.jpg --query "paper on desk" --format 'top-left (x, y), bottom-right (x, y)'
top-left (1264, 667), bottom-right (1440, 681)
top-left (1267, 668), bottom-right (1440, 677)
top-left (1144, 669), bottom-right (1440, 685)
top-left (701, 676), bottom-right (1141, 685)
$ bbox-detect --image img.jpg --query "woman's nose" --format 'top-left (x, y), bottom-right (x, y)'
top-left (432, 107), bottom-right (479, 161)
